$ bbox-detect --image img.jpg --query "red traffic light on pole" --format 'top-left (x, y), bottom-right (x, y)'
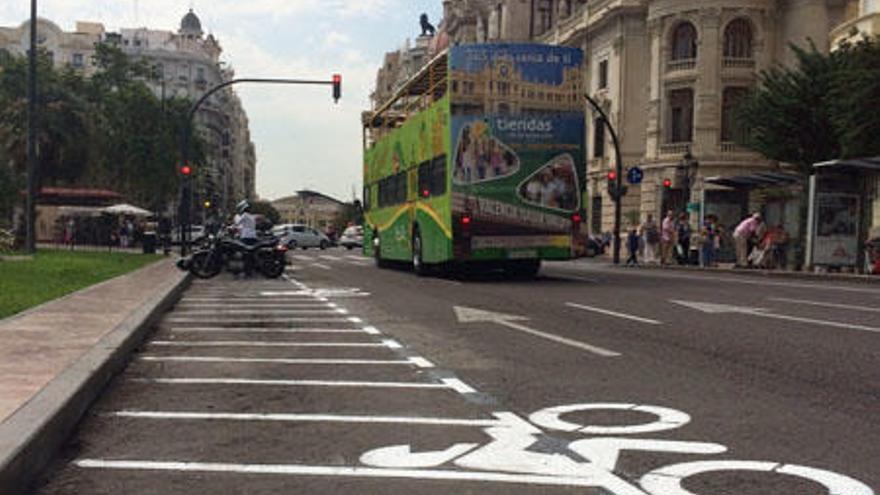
top-left (332, 74), bottom-right (342, 103)
top-left (180, 164), bottom-right (192, 177)
top-left (663, 178), bottom-right (672, 188)
top-left (607, 171), bottom-right (617, 181)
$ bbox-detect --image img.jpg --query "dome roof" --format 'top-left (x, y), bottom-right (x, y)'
top-left (180, 9), bottom-right (202, 33)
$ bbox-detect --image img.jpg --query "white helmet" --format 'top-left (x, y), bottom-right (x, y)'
top-left (235, 200), bottom-right (250, 214)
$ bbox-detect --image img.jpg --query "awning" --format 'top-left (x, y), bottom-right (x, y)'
top-left (704, 171), bottom-right (802, 189)
top-left (814, 157), bottom-right (880, 172)
top-left (103, 203), bottom-right (152, 216)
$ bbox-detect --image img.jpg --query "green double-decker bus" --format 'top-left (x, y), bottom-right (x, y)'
top-left (362, 43), bottom-right (586, 276)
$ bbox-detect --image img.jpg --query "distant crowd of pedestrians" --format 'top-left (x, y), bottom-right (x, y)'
top-left (624, 210), bottom-right (789, 270)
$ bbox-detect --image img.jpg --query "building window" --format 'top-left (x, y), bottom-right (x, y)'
top-left (593, 118), bottom-right (606, 158)
top-left (671, 22), bottom-right (698, 61)
top-left (667, 88), bottom-right (694, 143)
top-left (71, 53), bottom-right (84, 68)
top-left (723, 19), bottom-right (753, 59)
top-left (196, 67), bottom-right (206, 81)
top-left (536, 0), bottom-right (554, 35)
top-left (721, 87), bottom-right (750, 143)
top-left (597, 60), bottom-right (608, 90)
top-left (863, 0), bottom-right (878, 13)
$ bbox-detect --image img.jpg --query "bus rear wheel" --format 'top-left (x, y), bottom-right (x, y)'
top-left (412, 230), bottom-right (428, 277)
top-left (374, 233), bottom-right (388, 268)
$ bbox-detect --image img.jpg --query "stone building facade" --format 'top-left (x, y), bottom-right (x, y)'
top-left (0, 10), bottom-right (257, 214)
top-left (272, 190), bottom-right (347, 231)
top-left (437, 0), bottom-right (867, 241)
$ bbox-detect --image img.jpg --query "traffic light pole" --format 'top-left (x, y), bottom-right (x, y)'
top-left (180, 76), bottom-right (340, 256)
top-left (24, 0), bottom-right (37, 254)
top-left (583, 94), bottom-right (624, 265)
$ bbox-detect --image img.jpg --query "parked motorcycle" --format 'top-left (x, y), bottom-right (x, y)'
top-left (177, 230), bottom-right (288, 279)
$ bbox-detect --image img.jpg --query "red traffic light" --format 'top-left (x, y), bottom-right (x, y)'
top-left (180, 164), bottom-right (192, 176)
top-left (571, 213), bottom-right (583, 224)
top-left (663, 178), bottom-right (672, 188)
top-left (607, 171), bottom-right (617, 181)
top-left (332, 74), bottom-right (342, 103)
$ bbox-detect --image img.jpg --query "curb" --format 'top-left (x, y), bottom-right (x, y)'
top-left (0, 264), bottom-right (191, 495)
top-left (612, 262), bottom-right (880, 284)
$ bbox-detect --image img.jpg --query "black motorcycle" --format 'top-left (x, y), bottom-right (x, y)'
top-left (177, 230), bottom-right (288, 279)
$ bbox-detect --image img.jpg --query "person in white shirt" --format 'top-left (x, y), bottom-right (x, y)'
top-left (234, 200), bottom-right (257, 245)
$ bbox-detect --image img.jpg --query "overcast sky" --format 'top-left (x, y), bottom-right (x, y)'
top-left (0, 0), bottom-right (444, 202)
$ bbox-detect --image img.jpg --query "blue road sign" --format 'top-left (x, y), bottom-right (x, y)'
top-left (627, 167), bottom-right (644, 185)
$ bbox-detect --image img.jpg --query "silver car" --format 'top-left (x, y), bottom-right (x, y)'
top-left (339, 226), bottom-right (363, 250)
top-left (275, 224), bottom-right (331, 250)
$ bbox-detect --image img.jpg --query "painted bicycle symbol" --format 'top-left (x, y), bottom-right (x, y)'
top-left (359, 402), bottom-right (874, 495)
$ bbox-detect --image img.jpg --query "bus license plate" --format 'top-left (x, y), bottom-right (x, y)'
top-left (508, 250), bottom-right (537, 259)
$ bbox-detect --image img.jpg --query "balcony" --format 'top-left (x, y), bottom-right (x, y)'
top-left (722, 57), bottom-right (755, 69)
top-left (660, 143), bottom-right (692, 156)
top-left (666, 59), bottom-right (696, 73)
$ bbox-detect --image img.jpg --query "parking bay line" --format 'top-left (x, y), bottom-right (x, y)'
top-left (73, 459), bottom-right (623, 489)
top-left (149, 340), bottom-right (402, 349)
top-left (128, 377), bottom-right (473, 392)
top-left (105, 410), bottom-right (508, 427)
top-left (167, 328), bottom-right (368, 334)
top-left (769, 297), bottom-right (880, 314)
top-left (164, 318), bottom-right (352, 324)
top-left (565, 302), bottom-right (663, 325)
top-left (139, 356), bottom-right (435, 368)
top-left (170, 310), bottom-right (346, 316)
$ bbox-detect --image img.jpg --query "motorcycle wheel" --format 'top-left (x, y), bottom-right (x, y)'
top-left (259, 255), bottom-right (285, 279)
top-left (189, 251), bottom-right (222, 279)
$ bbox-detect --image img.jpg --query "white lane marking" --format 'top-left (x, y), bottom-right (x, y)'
top-left (565, 303), bottom-right (663, 326)
top-left (348, 316), bottom-right (363, 323)
top-left (167, 328), bottom-right (366, 334)
top-left (454, 306), bottom-right (620, 358)
top-left (362, 326), bottom-right (381, 335)
top-left (129, 378), bottom-right (460, 391)
top-left (175, 304), bottom-right (332, 309)
top-left (149, 341), bottom-right (392, 348)
top-left (441, 378), bottom-right (477, 394)
top-left (292, 255), bottom-right (310, 261)
top-left (671, 300), bottom-right (880, 334)
top-left (73, 459), bottom-right (637, 490)
top-left (575, 264), bottom-right (880, 295)
top-left (319, 255), bottom-right (342, 261)
top-left (408, 357), bottom-right (434, 368)
top-left (769, 297), bottom-right (880, 314)
top-left (346, 255), bottom-right (366, 260)
top-left (165, 318), bottom-right (351, 324)
top-left (139, 356), bottom-right (432, 366)
top-left (171, 310), bottom-right (343, 316)
top-left (382, 339), bottom-right (402, 349)
top-left (312, 263), bottom-right (332, 270)
top-left (106, 411), bottom-right (502, 427)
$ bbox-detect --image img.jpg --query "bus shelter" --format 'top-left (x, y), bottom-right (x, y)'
top-left (807, 157), bottom-right (880, 274)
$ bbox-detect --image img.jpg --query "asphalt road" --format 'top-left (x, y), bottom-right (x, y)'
top-left (33, 249), bottom-right (880, 494)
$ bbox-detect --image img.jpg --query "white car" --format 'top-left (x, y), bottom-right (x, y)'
top-left (274, 224), bottom-right (331, 250)
top-left (339, 226), bottom-right (363, 250)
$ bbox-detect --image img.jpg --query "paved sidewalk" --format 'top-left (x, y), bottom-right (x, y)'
top-left (605, 260), bottom-right (880, 283)
top-left (0, 260), bottom-right (183, 423)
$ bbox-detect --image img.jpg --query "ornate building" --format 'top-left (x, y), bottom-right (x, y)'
top-left (440, 0), bottom-right (862, 244)
top-left (0, 10), bottom-right (257, 213)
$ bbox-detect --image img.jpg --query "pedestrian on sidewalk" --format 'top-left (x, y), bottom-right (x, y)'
top-left (660, 210), bottom-right (676, 265)
top-left (640, 214), bottom-right (660, 264)
top-left (733, 212), bottom-right (763, 268)
top-left (675, 212), bottom-right (691, 265)
top-left (700, 215), bottom-right (719, 267)
top-left (626, 227), bottom-right (641, 266)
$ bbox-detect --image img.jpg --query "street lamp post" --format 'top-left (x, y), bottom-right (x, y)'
top-left (678, 150), bottom-right (699, 213)
top-left (179, 76), bottom-right (341, 256)
top-left (24, 0), bottom-right (38, 253)
top-left (583, 94), bottom-right (624, 264)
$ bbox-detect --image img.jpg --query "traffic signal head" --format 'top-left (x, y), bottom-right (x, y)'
top-left (203, 200), bottom-right (212, 209)
top-left (180, 164), bottom-right (192, 177)
top-left (663, 178), bottom-right (672, 188)
top-left (607, 171), bottom-right (617, 181)
top-left (332, 74), bottom-right (342, 103)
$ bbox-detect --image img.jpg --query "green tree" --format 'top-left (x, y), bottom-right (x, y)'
top-left (827, 37), bottom-right (880, 158)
